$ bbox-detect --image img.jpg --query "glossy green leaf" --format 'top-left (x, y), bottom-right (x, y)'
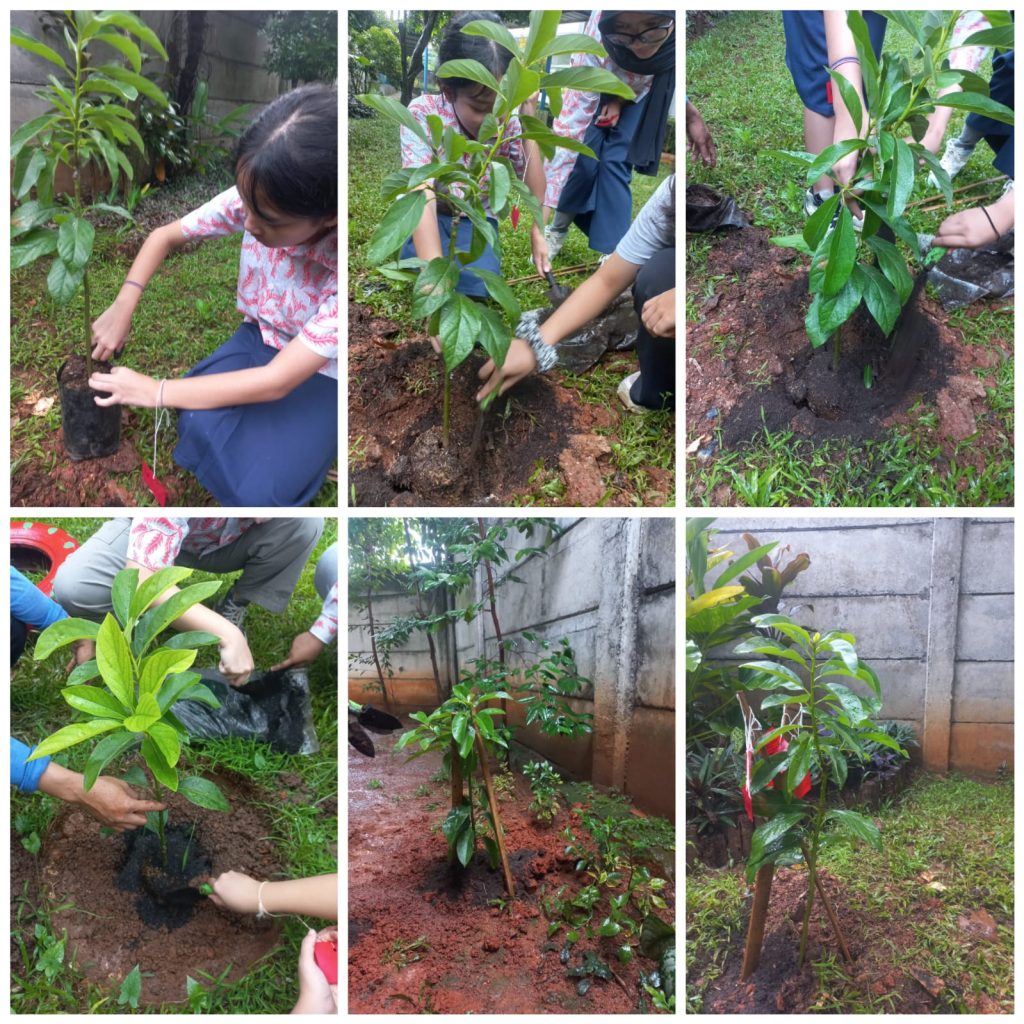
top-left (541, 66), bottom-right (635, 101)
top-left (156, 671), bottom-right (206, 713)
top-left (87, 11), bottom-right (169, 59)
top-left (460, 18), bottom-right (520, 57)
top-left (163, 631), bottom-right (220, 649)
top-left (846, 12), bottom-right (880, 111)
top-left (887, 138), bottom-right (916, 220)
top-left (93, 30), bottom-right (143, 71)
top-left (476, 306), bottom-right (512, 370)
top-left (436, 58), bottom-right (501, 96)
top-left (139, 648), bottom-right (197, 697)
top-left (858, 730), bottom-right (906, 755)
top-left (825, 808), bottom-right (881, 848)
top-left (26, 718), bottom-right (123, 761)
top-left (750, 614), bottom-right (812, 648)
top-left (438, 293), bottom-right (481, 374)
top-left (827, 683), bottom-right (870, 725)
top-left (866, 235), bottom-right (914, 304)
top-left (534, 33), bottom-right (607, 61)
top-left (803, 139), bottom-right (865, 188)
top-left (12, 148), bottom-right (48, 200)
top-left (82, 730), bottom-right (138, 790)
top-left (90, 64), bottom-right (169, 107)
top-left (110, 568), bottom-right (139, 627)
top-left (488, 161), bottom-right (511, 217)
top-left (366, 190), bottom-right (427, 266)
top-left (11, 227), bottom-right (58, 270)
top-left (68, 658), bottom-right (100, 686)
top-left (524, 9), bottom-right (562, 64)
top-left (502, 62), bottom-right (540, 115)
top-left (786, 732), bottom-right (813, 795)
top-left (123, 692), bottom-right (161, 733)
top-left (738, 661), bottom-right (805, 689)
top-left (854, 264), bottom-right (901, 336)
top-left (61, 684), bottom-right (127, 720)
top-left (826, 68), bottom-right (863, 135)
top-left (455, 825), bottom-right (475, 867)
top-left (141, 736), bottom-right (178, 790)
top-left (147, 721), bottom-right (182, 768)
top-left (413, 258), bottom-right (460, 319)
top-left (96, 614), bottom-right (135, 711)
top-left (177, 775), bottom-right (230, 812)
top-left (802, 192), bottom-right (840, 250)
top-left (769, 233), bottom-right (814, 256)
top-left (959, 26), bottom-right (1016, 50)
top-left (823, 206), bottom-right (856, 297)
top-left (128, 566), bottom-right (194, 621)
top-left (132, 581), bottom-right (222, 657)
top-left (747, 811), bottom-right (806, 881)
top-left (46, 257), bottom-right (84, 305)
top-left (474, 267), bottom-right (521, 323)
top-left (11, 26), bottom-right (68, 69)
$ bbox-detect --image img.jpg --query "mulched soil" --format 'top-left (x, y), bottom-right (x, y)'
top-left (16, 772), bottom-right (284, 1007)
top-left (687, 227), bottom-right (1010, 476)
top-left (348, 303), bottom-right (671, 507)
top-left (349, 727), bottom-right (676, 1014)
top-left (693, 864), bottom-right (1010, 1014)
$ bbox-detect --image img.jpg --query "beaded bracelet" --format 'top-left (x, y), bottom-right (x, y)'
top-left (829, 56), bottom-right (861, 71)
top-left (515, 314), bottom-right (558, 373)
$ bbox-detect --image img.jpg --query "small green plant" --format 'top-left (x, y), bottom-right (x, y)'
top-left (360, 12), bottom-right (634, 444)
top-left (116, 965), bottom-right (142, 1010)
top-left (770, 11), bottom-right (1014, 370)
top-left (492, 765), bottom-right (517, 801)
top-left (381, 935), bottom-right (429, 969)
top-left (32, 924), bottom-right (67, 983)
top-left (414, 783), bottom-right (432, 798)
top-left (11, 11), bottom-right (171, 378)
top-left (366, 779), bottom-right (384, 790)
top-left (523, 759), bottom-right (562, 822)
top-left (28, 566), bottom-right (230, 867)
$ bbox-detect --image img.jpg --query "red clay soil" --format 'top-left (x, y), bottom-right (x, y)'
top-left (693, 865), bottom-right (1007, 1013)
top-left (686, 227), bottom-right (1010, 474)
top-left (348, 303), bottom-right (665, 507)
top-left (19, 772), bottom-right (283, 1007)
top-left (349, 731), bottom-right (675, 1014)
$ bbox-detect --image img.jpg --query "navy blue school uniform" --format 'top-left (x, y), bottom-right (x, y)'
top-left (399, 213), bottom-right (501, 298)
top-left (967, 49), bottom-right (1014, 178)
top-left (174, 322), bottom-right (338, 507)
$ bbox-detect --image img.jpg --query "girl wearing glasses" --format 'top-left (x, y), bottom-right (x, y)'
top-left (544, 11), bottom-right (676, 258)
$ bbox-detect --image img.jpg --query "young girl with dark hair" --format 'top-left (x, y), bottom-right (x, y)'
top-left (88, 84), bottom-right (338, 507)
top-left (399, 11), bottom-right (550, 296)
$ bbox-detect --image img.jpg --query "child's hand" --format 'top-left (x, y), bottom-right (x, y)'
top-left (78, 775), bottom-right (166, 831)
top-left (271, 630), bottom-right (325, 671)
top-left (208, 870), bottom-right (261, 913)
top-left (218, 628), bottom-right (254, 687)
top-left (641, 287), bottom-right (676, 338)
top-left (685, 102), bottom-right (717, 167)
top-left (933, 205), bottom-right (1005, 249)
top-left (91, 298), bottom-right (135, 362)
top-left (530, 226), bottom-right (551, 276)
top-left (293, 927), bottom-right (338, 1015)
top-left (476, 336), bottom-right (538, 401)
top-left (596, 98), bottom-right (623, 127)
top-left (519, 91), bottom-right (540, 118)
top-left (89, 367), bottom-right (160, 408)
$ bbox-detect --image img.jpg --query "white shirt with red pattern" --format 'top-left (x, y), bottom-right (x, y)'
top-left (400, 94), bottom-right (527, 218)
top-left (544, 11), bottom-right (656, 209)
top-left (310, 582), bottom-right (338, 645)
top-left (179, 187), bottom-right (338, 379)
top-left (949, 11), bottom-right (991, 73)
top-left (128, 517), bottom-right (268, 571)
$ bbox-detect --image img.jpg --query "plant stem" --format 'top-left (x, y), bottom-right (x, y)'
top-left (802, 842), bottom-right (853, 963)
top-left (799, 645), bottom-right (829, 967)
top-left (477, 518), bottom-right (509, 763)
top-left (152, 781), bottom-right (168, 868)
top-left (442, 370), bottom-right (451, 447)
top-left (474, 732), bottom-right (514, 898)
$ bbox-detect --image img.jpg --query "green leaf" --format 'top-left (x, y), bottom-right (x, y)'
top-left (732, 637), bottom-right (808, 667)
top-left (826, 69), bottom-right (863, 135)
top-left (123, 692), bottom-right (161, 733)
top-left (958, 26), bottom-right (1016, 50)
top-left (887, 137), bottom-right (916, 220)
top-left (27, 719), bottom-right (123, 761)
top-left (146, 721), bottom-right (182, 768)
top-left (12, 147), bottom-right (49, 201)
top-left (110, 568), bottom-right (139, 628)
top-left (880, 10), bottom-right (923, 45)
top-left (46, 258), bottom-right (84, 305)
top-left (489, 161), bottom-right (511, 217)
top-left (87, 11), bottom-right (168, 59)
top-left (460, 18), bottom-right (520, 57)
top-left (476, 306), bottom-right (512, 370)
top-left (128, 566), bottom-right (194, 621)
top-left (825, 808), bottom-right (881, 848)
top-left (769, 233), bottom-right (813, 256)
top-left (455, 825), bottom-right (475, 867)
top-left (452, 711), bottom-right (469, 745)
top-left (178, 775), bottom-right (230, 812)
top-left (117, 964), bottom-right (142, 1009)
top-left (854, 264), bottom-right (901, 336)
top-left (597, 918), bottom-right (623, 937)
top-left (804, 139), bottom-right (865, 187)
top-left (826, 747), bottom-right (849, 788)
top-left (138, 648), bottom-right (197, 697)
top-left (141, 736), bottom-right (178, 790)
top-left (68, 659), bottom-right (100, 686)
top-left (438, 293), bottom-right (481, 374)
top-left (442, 804), bottom-right (471, 847)
top-left (481, 834), bottom-right (500, 870)
top-left (822, 206), bottom-right (856, 297)
top-left (132, 581), bottom-right (223, 657)
top-left (827, 637), bottom-right (859, 673)
top-left (367, 190), bottom-right (427, 266)
top-left (802, 192), bottom-right (840, 250)
top-left (155, 671), bottom-right (206, 713)
top-left (524, 9), bottom-right (562, 64)
top-left (413, 258), bottom-right (460, 319)
top-left (61, 685), bottom-right (127, 720)
top-left (846, 13), bottom-right (881, 111)
top-left (10, 113), bottom-right (59, 159)
top-left (826, 683), bottom-right (870, 726)
top-left (534, 33), bottom-right (607, 61)
top-left (11, 27), bottom-right (68, 70)
top-left (11, 199), bottom-right (60, 237)
top-left (95, 614), bottom-right (135, 710)
top-left (83, 730), bottom-right (138, 790)
top-left (11, 227), bottom-right (58, 270)
top-left (786, 732), bottom-right (813, 795)
top-left (93, 31), bottom-right (143, 71)
top-left (866, 236), bottom-right (914, 304)
top-left (858, 730), bottom-right (906, 756)
top-left (436, 59), bottom-right (501, 96)
top-left (747, 812), bottom-right (806, 882)
top-left (541, 66), bottom-right (635, 101)
top-left (90, 64), bottom-right (168, 107)
top-left (163, 630), bottom-right (220, 649)
top-left (738, 661), bottom-right (805, 690)
top-left (474, 268), bottom-right (521, 323)
top-left (359, 93), bottom-right (429, 144)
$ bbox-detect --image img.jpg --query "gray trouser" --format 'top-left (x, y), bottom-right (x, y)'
top-left (52, 518), bottom-right (324, 621)
top-left (313, 541), bottom-right (338, 600)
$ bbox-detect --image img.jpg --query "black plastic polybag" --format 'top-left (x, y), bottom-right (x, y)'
top-left (686, 183), bottom-right (750, 231)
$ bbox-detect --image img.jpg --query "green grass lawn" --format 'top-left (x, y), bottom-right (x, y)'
top-left (685, 11), bottom-right (1013, 507)
top-left (10, 180), bottom-right (337, 508)
top-left (349, 113), bottom-right (674, 506)
top-left (11, 517), bottom-right (338, 1014)
top-left (686, 773), bottom-right (1014, 1013)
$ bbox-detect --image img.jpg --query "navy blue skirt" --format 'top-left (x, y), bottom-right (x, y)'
top-left (400, 212), bottom-right (500, 298)
top-left (174, 322), bottom-right (337, 507)
top-left (555, 94), bottom-right (648, 254)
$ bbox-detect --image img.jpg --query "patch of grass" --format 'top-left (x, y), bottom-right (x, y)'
top-left (685, 863), bottom-right (747, 1013)
top-left (381, 935), bottom-right (429, 970)
top-left (367, 778), bottom-right (384, 790)
top-left (686, 11), bottom-right (1013, 507)
top-left (10, 518), bottom-right (338, 1014)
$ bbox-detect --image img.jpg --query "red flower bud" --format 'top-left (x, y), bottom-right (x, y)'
top-left (511, 205), bottom-right (520, 230)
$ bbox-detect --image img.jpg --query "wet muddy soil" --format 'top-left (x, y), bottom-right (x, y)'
top-left (348, 303), bottom-right (665, 507)
top-left (349, 727), bottom-right (675, 1014)
top-left (17, 772), bottom-right (283, 1006)
top-left (687, 228), bottom-right (1010, 465)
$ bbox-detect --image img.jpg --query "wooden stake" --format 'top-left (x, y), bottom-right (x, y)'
top-left (475, 733), bottom-right (514, 898)
top-left (907, 175), bottom-right (1004, 212)
top-left (740, 863), bottom-right (775, 980)
top-left (506, 260), bottom-right (600, 286)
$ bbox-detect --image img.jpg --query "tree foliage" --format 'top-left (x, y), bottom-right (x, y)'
top-left (262, 11), bottom-right (337, 83)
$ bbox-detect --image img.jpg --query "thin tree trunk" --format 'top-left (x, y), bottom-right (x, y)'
top-left (401, 12), bottom-right (438, 105)
top-left (740, 863), bottom-right (775, 980)
top-left (804, 843), bottom-right (853, 963)
top-left (364, 582), bottom-right (391, 712)
top-left (475, 733), bottom-right (514, 899)
top-left (476, 519), bottom-right (509, 762)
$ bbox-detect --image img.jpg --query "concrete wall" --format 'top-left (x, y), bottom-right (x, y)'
top-left (349, 518), bottom-right (677, 820)
top-left (706, 517), bottom-right (1014, 774)
top-left (12, 11), bottom-right (288, 139)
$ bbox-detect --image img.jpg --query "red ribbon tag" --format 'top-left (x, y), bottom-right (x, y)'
top-left (140, 460), bottom-right (169, 507)
top-left (510, 205), bottom-right (520, 230)
top-left (314, 939), bottom-right (338, 984)
top-left (826, 79), bottom-right (833, 106)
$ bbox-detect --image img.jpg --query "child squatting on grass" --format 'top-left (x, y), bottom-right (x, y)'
top-left (400, 11), bottom-right (551, 296)
top-left (87, 85), bottom-right (338, 508)
top-left (478, 174), bottom-right (676, 412)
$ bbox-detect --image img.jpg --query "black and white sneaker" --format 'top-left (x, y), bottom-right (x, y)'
top-left (215, 589), bottom-right (249, 632)
top-left (803, 188), bottom-right (864, 232)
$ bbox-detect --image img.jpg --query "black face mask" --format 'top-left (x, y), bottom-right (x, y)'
top-left (596, 12), bottom-right (676, 175)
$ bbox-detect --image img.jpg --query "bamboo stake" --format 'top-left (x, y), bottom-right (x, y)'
top-left (507, 260), bottom-right (600, 286)
top-left (740, 863), bottom-right (775, 980)
top-left (475, 732), bottom-right (514, 898)
top-left (907, 175), bottom-right (1004, 211)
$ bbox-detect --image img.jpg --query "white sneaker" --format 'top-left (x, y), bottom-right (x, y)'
top-left (544, 225), bottom-right (567, 260)
top-left (939, 138), bottom-right (974, 180)
top-left (617, 371), bottom-right (645, 413)
top-left (804, 188), bottom-right (863, 232)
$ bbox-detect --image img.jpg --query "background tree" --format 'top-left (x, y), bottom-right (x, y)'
top-left (262, 11), bottom-right (338, 84)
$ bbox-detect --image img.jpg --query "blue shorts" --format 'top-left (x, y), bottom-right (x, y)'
top-left (967, 49), bottom-right (1014, 179)
top-left (783, 11), bottom-right (886, 117)
top-left (400, 211), bottom-right (500, 298)
top-left (174, 322), bottom-right (337, 507)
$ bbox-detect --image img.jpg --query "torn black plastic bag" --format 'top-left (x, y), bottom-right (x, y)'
top-left (173, 667), bottom-right (319, 755)
top-left (925, 232), bottom-right (1014, 311)
top-left (686, 183), bottom-right (750, 231)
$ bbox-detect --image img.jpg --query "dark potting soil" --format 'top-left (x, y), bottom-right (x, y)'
top-left (687, 227), bottom-right (1010, 474)
top-left (348, 303), bottom-right (668, 507)
top-left (31, 772), bottom-right (283, 1006)
top-left (349, 732), bottom-right (676, 1014)
top-left (696, 866), bottom-right (951, 1013)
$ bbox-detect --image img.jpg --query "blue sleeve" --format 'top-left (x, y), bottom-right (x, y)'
top-left (11, 737), bottom-right (50, 793)
top-left (11, 567), bottom-right (68, 630)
